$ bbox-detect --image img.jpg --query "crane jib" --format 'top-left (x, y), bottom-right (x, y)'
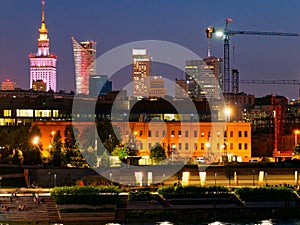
top-left (228, 30), bottom-right (300, 37)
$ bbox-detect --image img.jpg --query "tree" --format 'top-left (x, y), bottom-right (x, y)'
top-left (63, 125), bottom-right (83, 166)
top-left (83, 146), bottom-right (97, 168)
top-left (97, 120), bottom-right (120, 154)
top-left (150, 143), bottom-right (166, 163)
top-left (49, 131), bottom-right (63, 167)
top-left (224, 164), bottom-right (235, 186)
top-left (111, 145), bottom-right (130, 162)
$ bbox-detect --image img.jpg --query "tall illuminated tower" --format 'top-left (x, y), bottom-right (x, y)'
top-left (132, 49), bottom-right (151, 97)
top-left (72, 38), bottom-right (96, 95)
top-left (29, 1), bottom-right (57, 92)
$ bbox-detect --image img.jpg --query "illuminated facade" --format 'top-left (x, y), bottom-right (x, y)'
top-left (32, 80), bottom-right (47, 92)
top-left (132, 49), bottom-right (151, 97)
top-left (1, 79), bottom-right (16, 91)
top-left (117, 121), bottom-right (252, 162)
top-left (72, 38), bottom-right (96, 95)
top-left (29, 1), bottom-right (57, 92)
top-left (32, 121), bottom-right (252, 163)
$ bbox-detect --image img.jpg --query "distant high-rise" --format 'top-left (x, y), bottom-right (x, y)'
top-left (185, 58), bottom-right (221, 99)
top-left (132, 49), bottom-right (151, 97)
top-left (89, 75), bottom-right (112, 96)
top-left (2, 79), bottom-right (16, 91)
top-left (29, 1), bottom-right (57, 92)
top-left (175, 79), bottom-right (188, 99)
top-left (146, 76), bottom-right (166, 98)
top-left (72, 38), bottom-right (96, 95)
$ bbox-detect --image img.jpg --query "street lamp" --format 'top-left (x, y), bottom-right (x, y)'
top-left (32, 136), bottom-right (40, 145)
top-left (252, 170), bottom-right (255, 186)
top-left (214, 173), bottom-right (217, 185)
top-left (225, 108), bottom-right (231, 122)
top-left (206, 142), bottom-right (211, 161)
top-left (295, 130), bottom-right (300, 147)
top-left (54, 173), bottom-right (57, 187)
top-left (171, 144), bottom-right (176, 162)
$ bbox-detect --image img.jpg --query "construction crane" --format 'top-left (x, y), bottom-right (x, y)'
top-left (206, 18), bottom-right (300, 94)
top-left (240, 80), bottom-right (300, 85)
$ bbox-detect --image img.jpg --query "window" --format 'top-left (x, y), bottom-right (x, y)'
top-left (139, 143), bottom-right (143, 150)
top-left (16, 109), bottom-right (34, 117)
top-left (201, 143), bottom-right (204, 150)
top-left (208, 131), bottom-right (211, 137)
top-left (238, 143), bottom-right (242, 150)
top-left (185, 143), bottom-right (189, 150)
top-left (230, 143), bottom-right (233, 150)
top-left (148, 130), bottom-right (152, 137)
top-left (139, 130), bottom-right (143, 137)
top-left (178, 143), bottom-right (182, 150)
top-left (244, 143), bottom-right (248, 150)
top-left (217, 131), bottom-right (220, 137)
top-left (230, 131), bottom-right (233, 138)
top-left (238, 131), bottom-right (242, 138)
top-left (163, 143), bottom-right (166, 147)
top-left (4, 110), bottom-right (11, 117)
top-left (148, 143), bottom-right (152, 150)
top-left (217, 143), bottom-right (220, 150)
top-left (201, 132), bottom-right (204, 137)
top-left (194, 143), bottom-right (198, 150)
top-left (162, 130), bottom-right (166, 137)
top-left (194, 130), bottom-right (198, 138)
top-left (155, 131), bottom-right (159, 137)
top-left (244, 131), bottom-right (248, 137)
top-left (185, 131), bottom-right (189, 137)
top-left (171, 130), bottom-right (175, 137)
top-left (178, 130), bottom-right (181, 137)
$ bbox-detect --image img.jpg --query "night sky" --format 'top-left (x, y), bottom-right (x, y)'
top-left (1, 0), bottom-right (300, 99)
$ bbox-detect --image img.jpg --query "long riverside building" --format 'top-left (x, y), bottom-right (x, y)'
top-left (32, 121), bottom-right (251, 163)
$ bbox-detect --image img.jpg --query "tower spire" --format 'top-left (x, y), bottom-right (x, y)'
top-left (39, 0), bottom-right (47, 34)
top-left (42, 1), bottom-right (45, 23)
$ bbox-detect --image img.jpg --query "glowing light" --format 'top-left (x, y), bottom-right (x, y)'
top-left (32, 136), bottom-right (40, 145)
top-left (215, 31), bottom-right (224, 37)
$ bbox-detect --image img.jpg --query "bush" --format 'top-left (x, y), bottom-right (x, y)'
top-left (128, 190), bottom-right (153, 201)
top-left (50, 186), bottom-right (121, 205)
top-left (157, 185), bottom-right (229, 199)
top-left (234, 187), bottom-right (295, 201)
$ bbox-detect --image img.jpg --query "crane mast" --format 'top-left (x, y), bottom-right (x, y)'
top-left (206, 19), bottom-right (300, 94)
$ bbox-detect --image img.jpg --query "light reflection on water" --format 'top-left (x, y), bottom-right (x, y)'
top-left (109, 219), bottom-right (300, 225)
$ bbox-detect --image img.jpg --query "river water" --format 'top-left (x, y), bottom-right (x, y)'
top-left (120, 220), bottom-right (300, 225)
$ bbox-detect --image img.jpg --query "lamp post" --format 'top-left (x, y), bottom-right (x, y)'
top-left (171, 144), bottom-right (176, 162)
top-left (214, 173), bottom-right (217, 185)
top-left (206, 142), bottom-right (211, 161)
top-left (225, 108), bottom-right (231, 122)
top-left (54, 173), bottom-right (57, 187)
top-left (295, 130), bottom-right (300, 147)
top-left (252, 170), bottom-right (255, 186)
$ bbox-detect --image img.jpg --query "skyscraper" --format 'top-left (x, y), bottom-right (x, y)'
top-left (185, 58), bottom-right (221, 99)
top-left (72, 38), bottom-right (96, 95)
top-left (132, 49), bottom-right (151, 97)
top-left (89, 75), bottom-right (112, 96)
top-left (29, 1), bottom-right (57, 92)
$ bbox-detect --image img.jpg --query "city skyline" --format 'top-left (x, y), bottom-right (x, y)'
top-left (1, 0), bottom-right (300, 98)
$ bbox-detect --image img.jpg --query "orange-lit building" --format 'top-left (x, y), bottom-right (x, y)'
top-left (32, 121), bottom-right (251, 163)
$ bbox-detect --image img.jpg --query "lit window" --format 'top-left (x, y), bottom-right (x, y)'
top-left (4, 110), bottom-right (11, 117)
